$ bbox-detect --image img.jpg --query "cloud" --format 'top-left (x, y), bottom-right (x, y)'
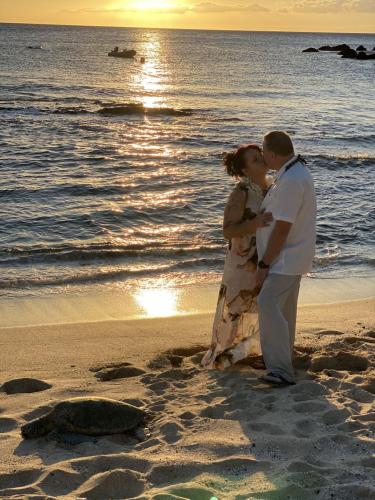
top-left (353, 0), bottom-right (375, 12)
top-left (192, 2), bottom-right (269, 12)
top-left (293, 0), bottom-right (348, 13)
top-left (293, 0), bottom-right (375, 13)
top-left (63, 1), bottom-right (269, 16)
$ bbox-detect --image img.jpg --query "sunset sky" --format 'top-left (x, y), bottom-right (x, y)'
top-left (0, 0), bottom-right (374, 33)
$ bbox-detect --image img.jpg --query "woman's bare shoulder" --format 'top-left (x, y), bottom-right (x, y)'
top-left (227, 183), bottom-right (247, 204)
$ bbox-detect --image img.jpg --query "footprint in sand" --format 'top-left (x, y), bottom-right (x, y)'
top-left (361, 377), bottom-right (375, 395)
top-left (36, 468), bottom-right (82, 497)
top-left (344, 387), bottom-right (374, 403)
top-left (361, 456), bottom-right (375, 468)
top-left (290, 381), bottom-right (328, 401)
top-left (330, 483), bottom-right (375, 499)
top-left (321, 407), bottom-right (352, 426)
top-left (76, 468), bottom-right (146, 499)
top-left (156, 367), bottom-right (197, 381)
top-left (310, 352), bottom-right (368, 372)
top-left (293, 418), bottom-right (319, 437)
top-left (91, 362), bottom-right (145, 381)
top-left (0, 469), bottom-right (42, 491)
top-left (147, 380), bottom-right (170, 395)
top-left (292, 401), bottom-right (328, 413)
top-left (287, 470), bottom-right (329, 489)
top-left (1, 378), bottom-right (52, 395)
top-left (337, 420), bottom-right (364, 432)
top-left (249, 422), bottom-right (286, 435)
top-left (159, 421), bottom-right (184, 444)
top-left (0, 416), bottom-right (18, 433)
top-left (200, 405), bottom-right (226, 419)
top-left (363, 330), bottom-right (375, 339)
top-left (316, 330), bottom-right (345, 336)
top-left (148, 401), bottom-right (166, 412)
top-left (179, 410), bottom-right (196, 421)
top-left (147, 345), bottom-right (206, 371)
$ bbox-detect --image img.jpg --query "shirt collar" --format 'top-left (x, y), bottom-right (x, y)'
top-left (275, 155), bottom-right (297, 180)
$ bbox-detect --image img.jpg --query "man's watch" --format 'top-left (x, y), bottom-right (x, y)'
top-left (258, 260), bottom-right (270, 269)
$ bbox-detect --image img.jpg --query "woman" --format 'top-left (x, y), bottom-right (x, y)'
top-left (201, 144), bottom-right (272, 370)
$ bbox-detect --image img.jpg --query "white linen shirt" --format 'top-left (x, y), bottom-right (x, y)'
top-left (256, 156), bottom-right (317, 275)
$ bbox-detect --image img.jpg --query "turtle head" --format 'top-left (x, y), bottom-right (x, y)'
top-left (21, 415), bottom-right (53, 439)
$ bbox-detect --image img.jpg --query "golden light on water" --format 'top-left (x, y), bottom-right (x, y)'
top-left (134, 287), bottom-right (178, 317)
top-left (130, 31), bottom-right (167, 108)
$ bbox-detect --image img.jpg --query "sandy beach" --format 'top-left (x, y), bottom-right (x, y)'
top-left (0, 297), bottom-right (374, 499)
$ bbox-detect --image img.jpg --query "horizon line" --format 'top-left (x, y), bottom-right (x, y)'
top-left (0, 21), bottom-right (374, 36)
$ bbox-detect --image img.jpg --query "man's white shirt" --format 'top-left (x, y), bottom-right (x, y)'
top-left (256, 156), bottom-right (317, 276)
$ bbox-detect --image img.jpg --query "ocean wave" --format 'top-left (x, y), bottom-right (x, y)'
top-left (0, 102), bottom-right (193, 118)
top-left (0, 242), bottom-right (224, 265)
top-left (97, 104), bottom-right (193, 117)
top-left (0, 184), bottom-right (132, 199)
top-left (311, 152), bottom-right (375, 161)
top-left (309, 154), bottom-right (375, 167)
top-left (0, 256), bottom-right (224, 289)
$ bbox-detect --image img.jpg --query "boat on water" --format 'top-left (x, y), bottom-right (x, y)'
top-left (27, 45), bottom-right (42, 50)
top-left (108, 47), bottom-right (137, 59)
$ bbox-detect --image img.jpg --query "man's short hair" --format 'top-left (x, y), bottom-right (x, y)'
top-left (264, 131), bottom-right (294, 156)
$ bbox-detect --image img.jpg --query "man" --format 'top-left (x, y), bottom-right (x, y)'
top-left (256, 131), bottom-right (316, 385)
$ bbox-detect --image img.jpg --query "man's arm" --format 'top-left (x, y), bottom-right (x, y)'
top-left (262, 220), bottom-right (292, 265)
top-left (256, 176), bottom-right (303, 286)
top-left (223, 188), bottom-right (272, 239)
top-left (255, 221), bottom-right (292, 286)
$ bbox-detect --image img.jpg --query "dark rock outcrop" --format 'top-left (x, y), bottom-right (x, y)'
top-left (319, 44), bottom-right (350, 52)
top-left (305, 43), bottom-right (375, 61)
top-left (302, 47), bottom-right (319, 53)
top-left (339, 48), bottom-right (358, 59)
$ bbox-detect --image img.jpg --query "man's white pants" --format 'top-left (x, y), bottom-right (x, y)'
top-left (258, 273), bottom-right (302, 383)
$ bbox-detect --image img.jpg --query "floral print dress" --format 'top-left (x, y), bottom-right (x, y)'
top-left (201, 178), bottom-right (266, 370)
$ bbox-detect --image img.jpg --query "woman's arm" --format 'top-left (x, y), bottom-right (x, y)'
top-left (223, 188), bottom-right (272, 240)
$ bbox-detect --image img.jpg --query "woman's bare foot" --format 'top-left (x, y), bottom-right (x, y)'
top-left (252, 356), bottom-right (266, 370)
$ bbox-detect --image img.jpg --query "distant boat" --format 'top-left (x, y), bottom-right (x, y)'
top-left (27, 45), bottom-right (42, 50)
top-left (108, 47), bottom-right (136, 59)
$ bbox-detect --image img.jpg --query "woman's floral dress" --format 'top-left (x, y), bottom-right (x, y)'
top-left (201, 178), bottom-right (266, 369)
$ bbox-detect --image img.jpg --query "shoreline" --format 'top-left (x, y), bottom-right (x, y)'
top-left (1, 297), bottom-right (373, 375)
top-left (0, 275), bottom-right (374, 329)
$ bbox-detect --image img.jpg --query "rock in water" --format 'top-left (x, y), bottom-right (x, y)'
top-left (21, 397), bottom-right (148, 439)
top-left (339, 48), bottom-right (358, 59)
top-left (319, 44), bottom-right (351, 51)
top-left (302, 47), bottom-right (319, 53)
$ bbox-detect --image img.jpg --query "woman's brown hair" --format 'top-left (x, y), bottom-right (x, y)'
top-left (223, 144), bottom-right (261, 177)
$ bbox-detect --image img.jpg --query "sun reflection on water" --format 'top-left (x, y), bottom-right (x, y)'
top-left (134, 287), bottom-right (179, 317)
top-left (131, 32), bottom-right (168, 108)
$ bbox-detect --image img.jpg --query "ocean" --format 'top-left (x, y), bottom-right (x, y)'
top-left (1, 23), bottom-right (374, 300)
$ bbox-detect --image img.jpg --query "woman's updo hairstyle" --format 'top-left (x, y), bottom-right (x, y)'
top-left (223, 144), bottom-right (261, 178)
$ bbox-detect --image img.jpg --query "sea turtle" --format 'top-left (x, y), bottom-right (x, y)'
top-left (21, 397), bottom-right (150, 439)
